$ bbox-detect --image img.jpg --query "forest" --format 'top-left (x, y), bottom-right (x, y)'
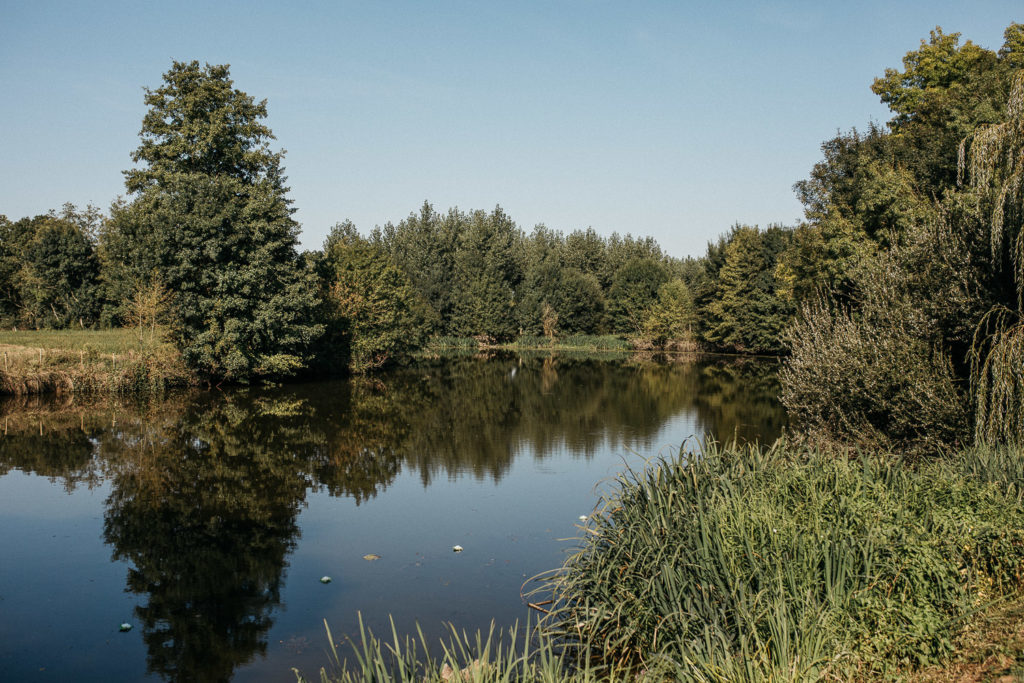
top-left (1, 24), bottom-right (1022, 443)
top-left (1, 24), bottom-right (1016, 388)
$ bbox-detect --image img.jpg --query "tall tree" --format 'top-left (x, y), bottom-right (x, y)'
top-left (321, 221), bottom-right (426, 372)
top-left (450, 207), bottom-right (523, 339)
top-left (704, 226), bottom-right (793, 354)
top-left (607, 256), bottom-right (669, 334)
top-left (109, 61), bottom-right (321, 381)
top-left (376, 201), bottom-right (460, 335)
top-left (871, 25), bottom-right (1021, 195)
top-left (0, 205), bottom-right (103, 329)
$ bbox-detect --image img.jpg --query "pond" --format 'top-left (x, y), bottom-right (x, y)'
top-left (0, 353), bottom-right (784, 682)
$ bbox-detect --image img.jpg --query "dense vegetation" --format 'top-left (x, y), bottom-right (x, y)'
top-left (3, 20), bottom-right (1024, 682)
top-left (289, 23), bottom-right (1024, 682)
top-left (3, 27), bottom-right (1022, 386)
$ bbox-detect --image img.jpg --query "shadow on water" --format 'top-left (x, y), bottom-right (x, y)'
top-left (0, 353), bottom-right (784, 681)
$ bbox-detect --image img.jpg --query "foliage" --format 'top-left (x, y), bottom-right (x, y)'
top-left (293, 615), bottom-right (605, 683)
top-left (606, 256), bottom-right (669, 334)
top-left (110, 61), bottom-right (322, 382)
top-left (702, 225), bottom-right (793, 354)
top-left (871, 25), bottom-right (1021, 194)
top-left (961, 72), bottom-right (1024, 444)
top-left (377, 206), bottom-right (685, 341)
top-left (641, 278), bottom-right (696, 347)
top-left (781, 24), bottom-right (1024, 450)
top-left (321, 221), bottom-right (427, 372)
top-left (782, 300), bottom-right (969, 455)
top-left (539, 440), bottom-right (1024, 680)
top-left (449, 207), bottom-right (523, 340)
top-left (375, 202), bottom-right (460, 334)
top-left (0, 204), bottom-right (104, 329)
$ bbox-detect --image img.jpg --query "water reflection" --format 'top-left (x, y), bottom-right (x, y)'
top-left (0, 354), bottom-right (783, 682)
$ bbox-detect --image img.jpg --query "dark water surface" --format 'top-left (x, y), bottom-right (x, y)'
top-left (0, 353), bottom-right (784, 682)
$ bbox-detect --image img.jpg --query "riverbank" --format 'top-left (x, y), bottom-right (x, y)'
top-left (298, 440), bottom-right (1024, 681)
top-left (423, 334), bottom-right (700, 355)
top-left (0, 330), bottom-right (706, 396)
top-left (0, 329), bottom-right (192, 395)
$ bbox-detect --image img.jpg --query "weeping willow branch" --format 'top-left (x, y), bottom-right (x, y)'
top-left (963, 72), bottom-right (1024, 444)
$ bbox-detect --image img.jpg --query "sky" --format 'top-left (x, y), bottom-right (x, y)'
top-left (1, 1), bottom-right (1020, 259)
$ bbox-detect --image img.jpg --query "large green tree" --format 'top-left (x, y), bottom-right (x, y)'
top-left (704, 226), bottom-right (793, 354)
top-left (320, 221), bottom-right (427, 372)
top-left (0, 205), bottom-right (103, 329)
top-left (450, 207), bottom-right (523, 339)
top-left (871, 25), bottom-right (1022, 196)
top-left (108, 61), bottom-right (321, 381)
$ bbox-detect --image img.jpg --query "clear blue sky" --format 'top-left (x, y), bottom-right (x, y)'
top-left (0, 1), bottom-right (1020, 258)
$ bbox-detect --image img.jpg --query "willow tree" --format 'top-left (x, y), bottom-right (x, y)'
top-left (962, 72), bottom-right (1024, 443)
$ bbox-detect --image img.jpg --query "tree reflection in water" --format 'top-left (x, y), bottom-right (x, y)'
top-left (0, 354), bottom-right (783, 682)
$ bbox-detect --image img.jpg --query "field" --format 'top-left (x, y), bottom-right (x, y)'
top-left (0, 328), bottom-right (191, 395)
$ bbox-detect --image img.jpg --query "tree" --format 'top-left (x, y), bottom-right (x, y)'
top-left (376, 201), bottom-right (460, 335)
top-left (516, 225), bottom-right (605, 336)
top-left (0, 205), bottom-right (103, 329)
top-left (643, 278), bottom-right (697, 347)
top-left (607, 256), bottom-right (669, 334)
top-left (112, 61), bottom-right (321, 381)
top-left (871, 26), bottom-right (1020, 194)
top-left (321, 221), bottom-right (426, 372)
top-left (450, 207), bottom-right (523, 339)
top-left (961, 72), bottom-right (1024, 444)
top-left (704, 226), bottom-right (793, 354)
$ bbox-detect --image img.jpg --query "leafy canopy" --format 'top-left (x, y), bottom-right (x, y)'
top-left (116, 61), bottom-right (321, 381)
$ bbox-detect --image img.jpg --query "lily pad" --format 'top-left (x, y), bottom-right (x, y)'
top-left (363, 554), bottom-right (381, 561)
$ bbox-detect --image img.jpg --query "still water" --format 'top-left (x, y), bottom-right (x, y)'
top-left (0, 353), bottom-right (784, 682)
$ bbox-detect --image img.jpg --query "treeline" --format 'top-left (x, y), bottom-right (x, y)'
top-left (2, 24), bottom-right (1022, 391)
top-left (778, 24), bottom-right (1024, 452)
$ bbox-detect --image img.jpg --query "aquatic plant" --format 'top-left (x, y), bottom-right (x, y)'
top-left (537, 440), bottom-right (1024, 680)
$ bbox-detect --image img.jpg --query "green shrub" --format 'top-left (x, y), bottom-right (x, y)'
top-left (781, 298), bottom-right (970, 455)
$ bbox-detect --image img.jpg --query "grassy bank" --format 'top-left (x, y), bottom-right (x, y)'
top-left (0, 329), bottom-right (193, 395)
top-left (299, 441), bottom-right (1024, 682)
top-left (422, 334), bottom-right (698, 355)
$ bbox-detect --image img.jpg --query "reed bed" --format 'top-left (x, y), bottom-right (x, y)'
top-left (0, 329), bottom-right (193, 395)
top-left (423, 335), bottom-right (634, 354)
top-left (304, 442), bottom-right (1024, 681)
top-left (505, 335), bottom-right (632, 352)
top-left (293, 614), bottom-right (608, 683)
top-left (537, 441), bottom-right (1024, 680)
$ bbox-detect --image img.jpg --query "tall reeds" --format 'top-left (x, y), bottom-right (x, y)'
top-left (293, 614), bottom-right (603, 683)
top-left (0, 338), bottom-right (192, 395)
top-left (536, 441), bottom-right (1024, 680)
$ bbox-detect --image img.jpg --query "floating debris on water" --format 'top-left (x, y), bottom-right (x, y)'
top-left (119, 623), bottom-right (132, 632)
top-left (320, 576), bottom-right (332, 584)
top-left (363, 554), bottom-right (381, 561)
top-left (452, 545), bottom-right (464, 552)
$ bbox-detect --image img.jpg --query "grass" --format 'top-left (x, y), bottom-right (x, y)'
top-left (302, 440), bottom-right (1024, 682)
top-left (292, 614), bottom-right (609, 683)
top-left (0, 328), bottom-right (193, 395)
top-left (424, 335), bottom-right (636, 354)
top-left (537, 440), bottom-right (1024, 680)
top-left (0, 328), bottom-right (149, 354)
top-left (505, 335), bottom-right (633, 352)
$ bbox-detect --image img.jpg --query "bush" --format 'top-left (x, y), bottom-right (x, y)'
top-left (781, 300), bottom-right (970, 455)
